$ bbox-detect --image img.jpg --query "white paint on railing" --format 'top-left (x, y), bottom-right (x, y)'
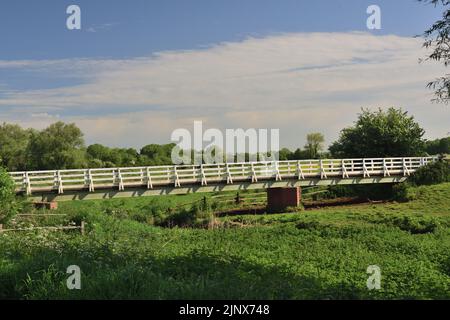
top-left (8, 157), bottom-right (438, 195)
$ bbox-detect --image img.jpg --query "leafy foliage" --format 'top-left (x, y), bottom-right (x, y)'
top-left (27, 122), bottom-right (87, 170)
top-left (425, 137), bottom-right (450, 155)
top-left (410, 159), bottom-right (450, 185)
top-left (0, 123), bottom-right (33, 171)
top-left (0, 167), bottom-right (19, 223)
top-left (139, 143), bottom-right (175, 165)
top-left (419, 0), bottom-right (450, 102)
top-left (305, 132), bottom-right (325, 158)
top-left (329, 108), bottom-right (426, 158)
top-left (392, 183), bottom-right (417, 202)
top-left (0, 111), bottom-right (445, 172)
top-left (87, 144), bottom-right (139, 167)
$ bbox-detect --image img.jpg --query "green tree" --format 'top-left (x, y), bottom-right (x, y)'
top-left (0, 123), bottom-right (32, 171)
top-left (329, 108), bottom-right (426, 158)
top-left (425, 137), bottom-right (450, 155)
top-left (419, 0), bottom-right (450, 103)
top-left (114, 148), bottom-right (139, 167)
top-left (305, 133), bottom-right (325, 159)
top-left (411, 159), bottom-right (450, 185)
top-left (278, 148), bottom-right (293, 161)
top-left (87, 144), bottom-right (111, 160)
top-left (27, 122), bottom-right (87, 170)
top-left (290, 148), bottom-right (309, 160)
top-left (0, 167), bottom-right (18, 223)
top-left (140, 143), bottom-right (175, 165)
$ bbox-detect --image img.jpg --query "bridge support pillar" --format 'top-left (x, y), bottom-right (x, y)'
top-left (267, 187), bottom-right (301, 213)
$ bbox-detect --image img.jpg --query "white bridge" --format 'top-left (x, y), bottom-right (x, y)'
top-left (10, 157), bottom-right (437, 201)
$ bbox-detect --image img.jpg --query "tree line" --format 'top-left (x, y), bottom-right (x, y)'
top-left (0, 108), bottom-right (448, 171)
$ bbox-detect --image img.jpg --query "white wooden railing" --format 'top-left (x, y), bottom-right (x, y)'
top-left (9, 157), bottom-right (437, 195)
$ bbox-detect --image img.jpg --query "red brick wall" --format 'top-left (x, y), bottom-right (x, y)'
top-left (267, 187), bottom-right (301, 212)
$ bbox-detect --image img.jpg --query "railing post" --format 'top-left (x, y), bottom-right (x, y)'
top-left (275, 161), bottom-right (282, 181)
top-left (56, 170), bottom-right (64, 194)
top-left (24, 172), bottom-right (31, 196)
top-left (226, 163), bottom-right (233, 184)
top-left (146, 167), bottom-right (153, 189)
top-left (319, 159), bottom-right (327, 179)
top-left (297, 160), bottom-right (305, 180)
top-left (80, 221), bottom-right (85, 235)
top-left (117, 169), bottom-right (124, 191)
top-left (341, 159), bottom-right (349, 178)
top-left (363, 159), bottom-right (369, 178)
top-left (251, 162), bottom-right (257, 182)
top-left (87, 169), bottom-right (95, 192)
top-left (402, 158), bottom-right (410, 176)
top-left (235, 192), bottom-right (241, 205)
top-left (200, 164), bottom-right (207, 186)
top-left (174, 166), bottom-right (181, 187)
top-left (383, 158), bottom-right (390, 177)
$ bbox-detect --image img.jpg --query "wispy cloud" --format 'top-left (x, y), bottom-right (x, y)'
top-left (0, 32), bottom-right (447, 148)
top-left (86, 23), bottom-right (118, 33)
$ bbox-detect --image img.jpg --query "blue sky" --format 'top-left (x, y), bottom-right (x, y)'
top-left (0, 0), bottom-right (448, 148)
top-left (0, 0), bottom-right (441, 60)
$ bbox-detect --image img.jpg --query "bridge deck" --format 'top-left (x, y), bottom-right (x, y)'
top-left (9, 157), bottom-right (437, 201)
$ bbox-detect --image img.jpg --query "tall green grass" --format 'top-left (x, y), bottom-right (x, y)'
top-left (0, 183), bottom-right (449, 299)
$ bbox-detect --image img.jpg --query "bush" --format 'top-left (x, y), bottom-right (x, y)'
top-left (392, 183), bottom-right (417, 202)
top-left (0, 167), bottom-right (19, 224)
top-left (384, 215), bottom-right (440, 234)
top-left (326, 185), bottom-right (358, 198)
top-left (158, 199), bottom-right (215, 228)
top-left (327, 184), bottom-right (394, 201)
top-left (410, 160), bottom-right (450, 186)
top-left (161, 207), bottom-right (197, 228)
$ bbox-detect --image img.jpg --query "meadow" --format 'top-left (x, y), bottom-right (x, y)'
top-left (0, 183), bottom-right (449, 299)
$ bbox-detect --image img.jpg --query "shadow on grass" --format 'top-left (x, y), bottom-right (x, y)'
top-left (0, 247), bottom-right (371, 300)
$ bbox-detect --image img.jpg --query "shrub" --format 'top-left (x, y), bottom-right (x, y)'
top-left (295, 220), bottom-right (321, 230)
top-left (103, 207), bottom-right (130, 220)
top-left (326, 185), bottom-right (358, 198)
top-left (327, 184), bottom-right (394, 201)
top-left (390, 216), bottom-right (440, 234)
top-left (161, 207), bottom-right (197, 228)
top-left (392, 183), bottom-right (417, 202)
top-left (158, 200), bottom-right (214, 228)
top-left (0, 167), bottom-right (19, 224)
top-left (410, 160), bottom-right (450, 186)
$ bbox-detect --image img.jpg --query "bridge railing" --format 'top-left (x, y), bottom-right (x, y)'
top-left (9, 157), bottom-right (437, 195)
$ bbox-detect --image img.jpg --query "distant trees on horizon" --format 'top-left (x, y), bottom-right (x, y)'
top-left (0, 108), bottom-right (448, 171)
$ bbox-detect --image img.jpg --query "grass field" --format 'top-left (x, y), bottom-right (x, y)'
top-left (0, 183), bottom-right (449, 299)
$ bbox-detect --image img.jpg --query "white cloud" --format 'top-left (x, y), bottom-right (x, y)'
top-left (86, 23), bottom-right (117, 33)
top-left (0, 32), bottom-right (448, 148)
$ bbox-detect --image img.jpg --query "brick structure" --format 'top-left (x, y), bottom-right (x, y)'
top-left (267, 187), bottom-right (301, 212)
top-left (33, 201), bottom-right (58, 210)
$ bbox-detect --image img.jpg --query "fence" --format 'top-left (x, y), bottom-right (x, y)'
top-left (9, 157), bottom-right (437, 195)
top-left (0, 221), bottom-right (85, 235)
